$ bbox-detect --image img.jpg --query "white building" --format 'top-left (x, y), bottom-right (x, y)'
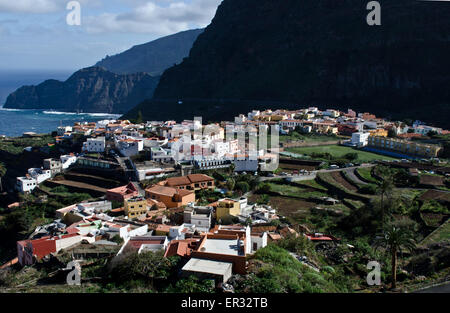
top-left (16, 176), bottom-right (38, 193)
top-left (60, 154), bottom-right (77, 169)
top-left (251, 232), bottom-right (268, 253)
top-left (116, 138), bottom-right (143, 157)
top-left (57, 126), bottom-right (72, 136)
top-left (27, 168), bottom-right (52, 184)
top-left (351, 132), bottom-right (370, 147)
top-left (82, 137), bottom-right (105, 153)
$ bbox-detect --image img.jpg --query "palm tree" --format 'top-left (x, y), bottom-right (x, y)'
top-left (0, 162), bottom-right (6, 193)
top-left (376, 176), bottom-right (394, 224)
top-left (375, 224), bottom-right (416, 289)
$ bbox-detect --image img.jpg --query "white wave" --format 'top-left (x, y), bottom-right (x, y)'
top-left (42, 110), bottom-right (121, 118)
top-left (0, 108), bottom-right (28, 112)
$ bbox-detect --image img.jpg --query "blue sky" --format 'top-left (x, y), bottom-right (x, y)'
top-left (0, 0), bottom-right (222, 71)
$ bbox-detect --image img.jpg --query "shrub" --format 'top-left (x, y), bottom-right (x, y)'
top-left (359, 185), bottom-right (377, 195)
top-left (235, 181), bottom-right (250, 193)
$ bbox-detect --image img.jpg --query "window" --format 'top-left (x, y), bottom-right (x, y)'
top-left (253, 243), bottom-right (258, 251)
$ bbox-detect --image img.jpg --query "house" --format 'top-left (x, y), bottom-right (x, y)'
top-left (116, 137), bottom-right (144, 157)
top-left (28, 168), bottom-right (52, 184)
top-left (106, 183), bottom-right (139, 203)
top-left (124, 196), bottom-right (148, 219)
top-left (184, 205), bottom-right (213, 233)
top-left (43, 158), bottom-right (62, 176)
top-left (145, 185), bottom-right (195, 209)
top-left (82, 137), bottom-right (105, 153)
top-left (182, 226), bottom-right (253, 279)
top-left (16, 176), bottom-right (37, 193)
top-left (164, 238), bottom-right (200, 258)
top-left (162, 174), bottom-right (215, 191)
top-left (60, 154), bottom-right (77, 169)
top-left (17, 234), bottom-right (83, 266)
top-left (181, 258), bottom-right (233, 284)
top-left (169, 223), bottom-right (197, 240)
top-left (117, 236), bottom-right (169, 255)
top-left (214, 199), bottom-right (241, 221)
top-left (56, 201), bottom-right (112, 224)
top-left (16, 168), bottom-right (52, 193)
top-left (250, 232), bottom-right (268, 253)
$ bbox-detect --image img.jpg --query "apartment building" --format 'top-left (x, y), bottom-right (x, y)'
top-left (124, 196), bottom-right (149, 219)
top-left (82, 137), bottom-right (106, 153)
top-left (368, 136), bottom-right (442, 158)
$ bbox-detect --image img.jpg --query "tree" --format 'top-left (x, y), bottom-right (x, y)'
top-left (235, 181), bottom-right (250, 194)
top-left (226, 178), bottom-right (235, 191)
top-left (376, 175), bottom-right (394, 225)
top-left (375, 224), bottom-right (416, 289)
top-left (0, 162), bottom-right (6, 193)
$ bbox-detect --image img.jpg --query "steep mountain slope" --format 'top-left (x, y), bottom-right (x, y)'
top-left (95, 29), bottom-right (204, 76)
top-left (135, 0), bottom-right (450, 128)
top-left (4, 67), bottom-right (159, 114)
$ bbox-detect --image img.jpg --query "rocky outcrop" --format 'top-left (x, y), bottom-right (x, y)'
top-left (4, 67), bottom-right (159, 114)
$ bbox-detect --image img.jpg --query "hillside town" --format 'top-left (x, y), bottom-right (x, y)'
top-left (0, 106), bottom-right (449, 293)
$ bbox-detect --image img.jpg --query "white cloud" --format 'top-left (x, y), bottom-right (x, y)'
top-left (0, 0), bottom-right (61, 14)
top-left (84, 0), bottom-right (222, 35)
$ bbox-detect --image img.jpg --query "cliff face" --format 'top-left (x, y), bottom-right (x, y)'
top-left (147, 0), bottom-right (450, 128)
top-left (4, 67), bottom-right (159, 114)
top-left (95, 29), bottom-right (204, 76)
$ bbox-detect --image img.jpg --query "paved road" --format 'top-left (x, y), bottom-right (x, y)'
top-left (344, 168), bottom-right (368, 185)
top-left (260, 164), bottom-right (375, 182)
top-left (414, 282), bottom-right (450, 293)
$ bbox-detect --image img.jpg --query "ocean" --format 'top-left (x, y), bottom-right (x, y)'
top-left (0, 70), bottom-right (121, 137)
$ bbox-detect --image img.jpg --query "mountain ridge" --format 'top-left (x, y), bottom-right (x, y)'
top-left (131, 0), bottom-right (450, 128)
top-left (95, 29), bottom-right (203, 76)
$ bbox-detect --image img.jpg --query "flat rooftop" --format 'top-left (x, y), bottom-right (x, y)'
top-left (182, 258), bottom-right (233, 276)
top-left (202, 238), bottom-right (242, 256)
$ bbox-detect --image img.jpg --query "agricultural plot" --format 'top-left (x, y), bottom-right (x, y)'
top-left (420, 219), bottom-right (450, 247)
top-left (286, 145), bottom-right (397, 162)
top-left (356, 167), bottom-right (380, 184)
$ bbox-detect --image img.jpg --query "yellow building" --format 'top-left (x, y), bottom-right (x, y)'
top-left (368, 136), bottom-right (442, 158)
top-left (369, 129), bottom-right (388, 137)
top-left (215, 199), bottom-right (241, 221)
top-left (124, 196), bottom-right (148, 219)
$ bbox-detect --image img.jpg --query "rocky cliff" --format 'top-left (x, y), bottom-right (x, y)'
top-left (4, 67), bottom-right (159, 114)
top-left (138, 0), bottom-right (450, 128)
top-left (95, 29), bottom-right (203, 76)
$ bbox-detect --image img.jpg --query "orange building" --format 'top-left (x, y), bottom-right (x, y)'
top-left (145, 185), bottom-right (195, 209)
top-left (160, 174), bottom-right (215, 191)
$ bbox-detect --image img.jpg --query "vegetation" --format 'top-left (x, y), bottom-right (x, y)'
top-left (375, 224), bottom-right (417, 289)
top-left (286, 145), bottom-right (397, 163)
top-left (0, 135), bottom-right (55, 155)
top-left (237, 244), bottom-right (352, 293)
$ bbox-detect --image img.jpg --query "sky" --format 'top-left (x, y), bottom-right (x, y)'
top-left (0, 0), bottom-right (222, 71)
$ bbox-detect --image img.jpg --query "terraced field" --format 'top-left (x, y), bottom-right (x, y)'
top-left (330, 171), bottom-right (358, 192)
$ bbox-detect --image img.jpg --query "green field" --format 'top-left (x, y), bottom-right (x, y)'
top-left (420, 220), bottom-right (450, 246)
top-left (286, 145), bottom-right (397, 162)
